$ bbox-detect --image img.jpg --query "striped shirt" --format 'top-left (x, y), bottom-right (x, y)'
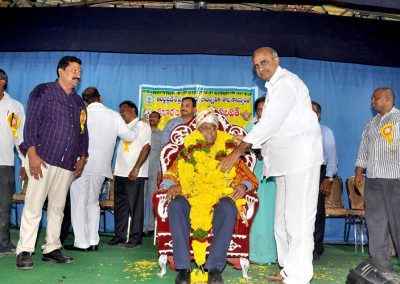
top-left (19, 81), bottom-right (89, 171)
top-left (356, 107), bottom-right (400, 179)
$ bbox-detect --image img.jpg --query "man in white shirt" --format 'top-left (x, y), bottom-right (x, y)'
top-left (109, 101), bottom-right (151, 248)
top-left (218, 47), bottom-right (322, 284)
top-left (0, 68), bottom-right (26, 256)
top-left (64, 87), bottom-right (140, 252)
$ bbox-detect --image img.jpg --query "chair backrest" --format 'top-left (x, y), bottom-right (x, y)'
top-left (21, 177), bottom-right (28, 195)
top-left (99, 178), bottom-right (114, 208)
top-left (160, 109), bottom-right (256, 175)
top-left (346, 176), bottom-right (365, 210)
top-left (325, 176), bottom-right (344, 209)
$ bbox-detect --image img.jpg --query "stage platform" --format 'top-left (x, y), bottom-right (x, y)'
top-left (1, 229), bottom-right (399, 283)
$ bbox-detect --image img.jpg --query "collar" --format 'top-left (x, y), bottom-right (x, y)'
top-left (127, 117), bottom-right (139, 127)
top-left (55, 80), bottom-right (76, 96)
top-left (265, 66), bottom-right (283, 89)
top-left (379, 106), bottom-right (398, 118)
top-left (87, 102), bottom-right (103, 109)
top-left (0, 91), bottom-right (10, 102)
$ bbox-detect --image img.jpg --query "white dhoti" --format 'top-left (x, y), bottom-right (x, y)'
top-left (70, 175), bottom-right (105, 249)
top-left (274, 166), bottom-right (320, 284)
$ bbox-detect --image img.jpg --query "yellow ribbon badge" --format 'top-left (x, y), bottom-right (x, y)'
top-left (122, 141), bottom-right (132, 153)
top-left (7, 113), bottom-right (19, 138)
top-left (380, 123), bottom-right (393, 144)
top-left (79, 109), bottom-right (86, 134)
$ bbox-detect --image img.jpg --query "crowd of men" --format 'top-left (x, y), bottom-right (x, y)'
top-left (1, 47), bottom-right (399, 284)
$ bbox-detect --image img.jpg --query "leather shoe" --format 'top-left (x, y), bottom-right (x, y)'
top-left (16, 251), bottom-right (33, 270)
top-left (42, 249), bottom-right (74, 264)
top-left (63, 244), bottom-right (88, 252)
top-left (266, 272), bottom-right (284, 282)
top-left (175, 269), bottom-right (191, 284)
top-left (313, 250), bottom-right (323, 260)
top-left (87, 245), bottom-right (98, 251)
top-left (106, 238), bottom-right (124, 246)
top-left (119, 242), bottom-right (141, 249)
top-left (208, 268), bottom-right (223, 284)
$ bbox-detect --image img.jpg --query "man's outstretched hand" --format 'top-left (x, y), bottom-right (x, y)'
top-left (166, 184), bottom-right (183, 202)
top-left (232, 184), bottom-right (247, 200)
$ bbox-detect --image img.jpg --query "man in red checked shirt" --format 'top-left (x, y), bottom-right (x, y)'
top-left (16, 56), bottom-right (89, 270)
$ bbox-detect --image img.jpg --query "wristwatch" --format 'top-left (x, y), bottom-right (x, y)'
top-left (325, 176), bottom-right (333, 182)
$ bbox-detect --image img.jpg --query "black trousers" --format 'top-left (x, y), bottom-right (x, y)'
top-left (114, 176), bottom-right (145, 245)
top-left (0, 166), bottom-right (14, 250)
top-left (313, 165), bottom-right (326, 254)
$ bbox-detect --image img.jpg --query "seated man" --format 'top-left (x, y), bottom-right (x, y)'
top-left (159, 109), bottom-right (258, 284)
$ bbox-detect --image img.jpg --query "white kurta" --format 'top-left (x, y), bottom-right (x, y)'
top-left (82, 102), bottom-right (139, 178)
top-left (244, 66), bottom-right (323, 176)
top-left (70, 102), bottom-right (139, 248)
top-left (244, 66), bottom-right (323, 284)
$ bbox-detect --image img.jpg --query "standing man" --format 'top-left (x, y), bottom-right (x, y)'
top-left (161, 97), bottom-right (196, 147)
top-left (16, 56), bottom-right (89, 270)
top-left (311, 101), bottom-right (338, 260)
top-left (108, 101), bottom-right (151, 248)
top-left (218, 47), bottom-right (322, 283)
top-left (143, 111), bottom-right (162, 236)
top-left (355, 87), bottom-right (400, 271)
top-left (64, 87), bottom-right (140, 252)
top-left (0, 68), bottom-right (25, 256)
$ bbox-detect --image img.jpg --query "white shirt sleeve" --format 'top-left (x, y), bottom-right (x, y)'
top-left (244, 79), bottom-right (297, 148)
top-left (116, 114), bottom-right (139, 142)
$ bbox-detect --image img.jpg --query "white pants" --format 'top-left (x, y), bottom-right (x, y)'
top-left (274, 166), bottom-right (320, 284)
top-left (70, 175), bottom-right (105, 249)
top-left (17, 159), bottom-right (72, 254)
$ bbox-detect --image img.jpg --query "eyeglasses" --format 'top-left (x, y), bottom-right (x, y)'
top-left (253, 57), bottom-right (276, 71)
top-left (198, 125), bottom-right (218, 132)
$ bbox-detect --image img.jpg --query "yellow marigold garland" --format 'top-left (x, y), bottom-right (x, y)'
top-left (176, 129), bottom-right (245, 276)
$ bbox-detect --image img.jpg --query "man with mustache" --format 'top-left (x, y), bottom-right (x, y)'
top-left (161, 97), bottom-right (197, 147)
top-left (16, 56), bottom-right (89, 270)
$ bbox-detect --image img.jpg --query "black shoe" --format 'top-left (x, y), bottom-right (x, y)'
top-left (313, 251), bottom-right (322, 260)
top-left (146, 230), bottom-right (155, 238)
top-left (119, 242), bottom-right (141, 249)
top-left (87, 245), bottom-right (98, 251)
top-left (175, 269), bottom-right (191, 284)
top-left (106, 238), bottom-right (124, 246)
top-left (208, 268), bottom-right (223, 284)
top-left (16, 251), bottom-right (33, 270)
top-left (0, 247), bottom-right (15, 256)
top-left (63, 244), bottom-right (88, 252)
top-left (42, 249), bottom-right (74, 264)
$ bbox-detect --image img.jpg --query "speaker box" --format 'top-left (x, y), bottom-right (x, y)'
top-left (346, 259), bottom-right (400, 284)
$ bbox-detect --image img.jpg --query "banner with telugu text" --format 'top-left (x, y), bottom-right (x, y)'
top-left (139, 84), bottom-right (257, 130)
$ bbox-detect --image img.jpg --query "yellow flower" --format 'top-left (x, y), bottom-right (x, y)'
top-left (175, 130), bottom-right (245, 268)
top-left (192, 240), bottom-right (208, 266)
top-left (191, 269), bottom-right (208, 283)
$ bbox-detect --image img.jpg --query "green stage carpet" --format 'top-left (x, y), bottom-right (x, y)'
top-left (1, 229), bottom-right (399, 283)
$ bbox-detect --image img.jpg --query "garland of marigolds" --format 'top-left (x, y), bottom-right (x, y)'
top-left (175, 130), bottom-right (247, 282)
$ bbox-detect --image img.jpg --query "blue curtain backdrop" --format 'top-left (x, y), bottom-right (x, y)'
top-left (2, 51), bottom-right (400, 242)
